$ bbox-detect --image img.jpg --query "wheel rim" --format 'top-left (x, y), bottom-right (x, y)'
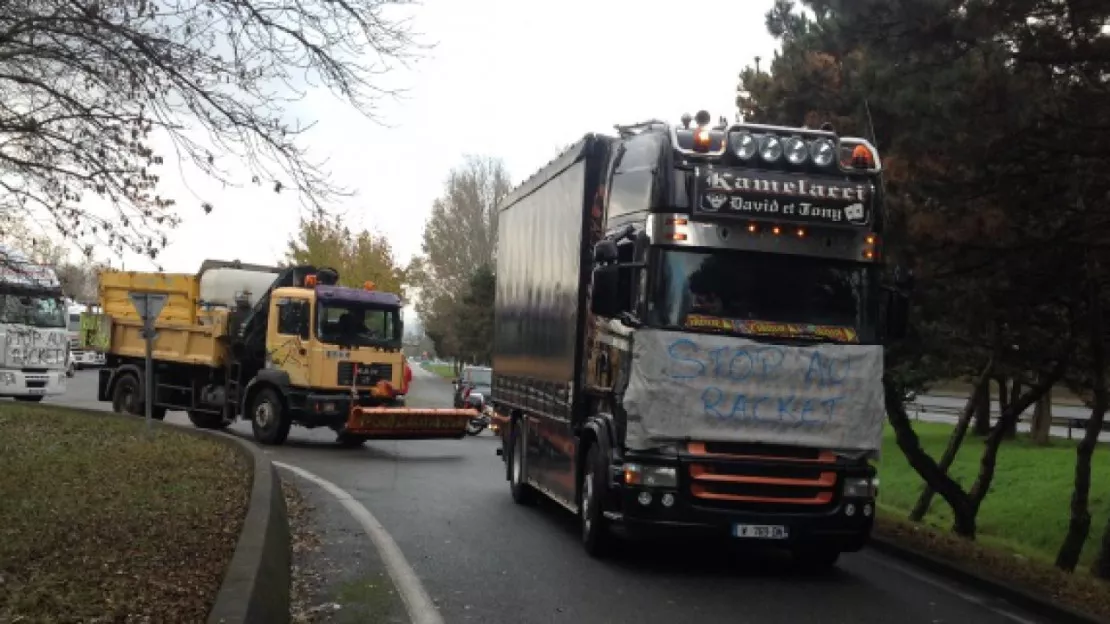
top-left (255, 400), bottom-right (274, 429)
top-left (582, 466), bottom-right (594, 535)
top-left (121, 384), bottom-right (137, 413)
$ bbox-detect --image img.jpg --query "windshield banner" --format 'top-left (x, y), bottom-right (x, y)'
top-left (5, 327), bottom-right (67, 368)
top-left (622, 328), bottom-right (884, 452)
top-left (695, 167), bottom-right (873, 226)
top-left (685, 314), bottom-right (860, 344)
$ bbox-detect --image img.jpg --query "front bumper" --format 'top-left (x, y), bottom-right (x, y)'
top-left (611, 491), bottom-right (875, 550)
top-left (72, 351), bottom-right (105, 367)
top-left (608, 450), bottom-right (876, 551)
top-left (0, 368), bottom-right (67, 397)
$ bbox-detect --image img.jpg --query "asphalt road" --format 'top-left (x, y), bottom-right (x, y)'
top-left (48, 370), bottom-right (1050, 624)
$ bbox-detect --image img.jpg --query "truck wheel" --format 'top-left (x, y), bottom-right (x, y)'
top-left (188, 411), bottom-right (229, 430)
top-left (509, 422), bottom-right (535, 505)
top-left (792, 545), bottom-right (841, 572)
top-left (581, 444), bottom-right (614, 557)
top-left (250, 388), bottom-right (291, 445)
top-left (112, 374), bottom-right (142, 415)
top-left (110, 374), bottom-right (166, 420)
top-left (14, 395), bottom-right (44, 403)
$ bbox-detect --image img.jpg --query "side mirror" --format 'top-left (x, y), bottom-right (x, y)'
top-left (593, 240), bottom-right (619, 264)
top-left (590, 265), bottom-right (622, 317)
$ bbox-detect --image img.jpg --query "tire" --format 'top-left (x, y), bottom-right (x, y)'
top-left (250, 388), bottom-right (291, 445)
top-left (465, 419), bottom-right (487, 436)
top-left (66, 362), bottom-right (76, 378)
top-left (581, 443), bottom-right (614, 557)
top-left (509, 422), bottom-right (535, 505)
top-left (336, 432), bottom-right (368, 448)
top-left (111, 374), bottom-right (142, 415)
top-left (792, 545), bottom-right (841, 571)
top-left (14, 395), bottom-right (44, 403)
top-left (110, 373), bottom-right (166, 420)
top-left (188, 410), bottom-right (229, 430)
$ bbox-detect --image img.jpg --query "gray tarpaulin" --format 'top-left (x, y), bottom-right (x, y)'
top-left (622, 329), bottom-right (885, 452)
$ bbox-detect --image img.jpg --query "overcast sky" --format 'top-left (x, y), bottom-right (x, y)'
top-left (96, 0), bottom-right (778, 317)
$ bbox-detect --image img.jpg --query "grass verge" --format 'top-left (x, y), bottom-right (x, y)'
top-left (878, 420), bottom-right (1110, 619)
top-left (875, 514), bottom-right (1110, 621)
top-left (420, 362), bottom-right (455, 379)
top-left (880, 420), bottom-right (1110, 567)
top-left (0, 404), bottom-right (250, 624)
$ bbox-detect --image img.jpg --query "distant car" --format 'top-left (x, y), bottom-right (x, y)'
top-left (453, 365), bottom-right (492, 410)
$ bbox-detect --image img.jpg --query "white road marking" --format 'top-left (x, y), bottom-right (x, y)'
top-left (275, 461), bottom-right (444, 624)
top-left (860, 551), bottom-right (1042, 624)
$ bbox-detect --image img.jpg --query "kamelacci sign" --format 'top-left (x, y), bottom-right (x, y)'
top-left (696, 169), bottom-right (874, 226)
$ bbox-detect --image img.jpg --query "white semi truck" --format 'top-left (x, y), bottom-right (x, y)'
top-left (0, 245), bottom-right (69, 401)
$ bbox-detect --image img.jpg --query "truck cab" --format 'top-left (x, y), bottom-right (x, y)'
top-left (247, 279), bottom-right (408, 440)
top-left (0, 246), bottom-right (69, 401)
top-left (492, 113), bottom-right (910, 565)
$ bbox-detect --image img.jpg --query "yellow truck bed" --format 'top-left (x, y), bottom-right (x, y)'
top-left (97, 270), bottom-right (231, 368)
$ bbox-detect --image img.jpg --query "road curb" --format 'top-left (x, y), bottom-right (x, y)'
top-left (201, 428), bottom-right (291, 624)
top-left (868, 535), bottom-right (1108, 624)
top-left (17, 404), bottom-right (291, 624)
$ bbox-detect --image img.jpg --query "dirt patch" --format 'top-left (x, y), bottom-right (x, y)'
top-left (0, 404), bottom-right (250, 624)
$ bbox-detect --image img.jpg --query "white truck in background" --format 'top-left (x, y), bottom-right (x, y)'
top-left (67, 299), bottom-right (105, 370)
top-left (0, 245), bottom-right (69, 401)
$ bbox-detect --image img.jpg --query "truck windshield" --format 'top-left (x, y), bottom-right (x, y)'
top-left (316, 302), bottom-right (401, 348)
top-left (0, 294), bottom-right (67, 329)
top-left (647, 248), bottom-right (871, 342)
top-left (464, 368), bottom-right (492, 387)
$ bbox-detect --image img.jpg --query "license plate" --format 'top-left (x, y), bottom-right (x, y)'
top-left (26, 388), bottom-right (46, 395)
top-left (732, 524), bottom-right (789, 539)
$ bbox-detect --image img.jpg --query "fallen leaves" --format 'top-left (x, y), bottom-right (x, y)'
top-left (877, 514), bottom-right (1110, 621)
top-left (0, 405), bottom-right (250, 624)
top-left (285, 480), bottom-right (337, 624)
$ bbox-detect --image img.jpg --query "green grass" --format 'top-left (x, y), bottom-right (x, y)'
top-left (421, 362), bottom-right (456, 379)
top-left (0, 404), bottom-right (250, 624)
top-left (879, 420), bottom-right (1110, 567)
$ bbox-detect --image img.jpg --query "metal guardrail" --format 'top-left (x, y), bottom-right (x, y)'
top-left (905, 400), bottom-right (1093, 439)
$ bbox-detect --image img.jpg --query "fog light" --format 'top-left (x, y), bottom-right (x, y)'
top-left (863, 503), bottom-right (873, 517)
top-left (661, 493), bottom-right (675, 508)
top-left (637, 491), bottom-right (653, 506)
top-left (845, 503), bottom-right (856, 517)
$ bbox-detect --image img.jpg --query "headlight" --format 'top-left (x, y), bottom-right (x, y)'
top-left (623, 463), bottom-right (678, 488)
top-left (784, 137), bottom-right (808, 164)
top-left (810, 138), bottom-right (837, 167)
top-left (758, 135), bottom-right (783, 162)
top-left (0, 372), bottom-right (15, 385)
top-left (843, 476), bottom-right (878, 498)
top-left (731, 132), bottom-right (758, 160)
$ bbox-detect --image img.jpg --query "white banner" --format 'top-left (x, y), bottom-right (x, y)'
top-left (622, 329), bottom-right (885, 452)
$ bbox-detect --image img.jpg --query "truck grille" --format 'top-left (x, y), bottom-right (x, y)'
top-left (685, 441), bottom-right (838, 513)
top-left (336, 361), bottom-right (392, 386)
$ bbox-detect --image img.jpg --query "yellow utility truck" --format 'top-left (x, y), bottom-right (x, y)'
top-left (87, 260), bottom-right (477, 446)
